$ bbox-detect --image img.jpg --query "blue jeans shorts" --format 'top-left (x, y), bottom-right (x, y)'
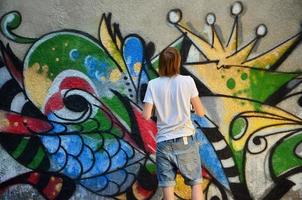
top-left (156, 135), bottom-right (202, 187)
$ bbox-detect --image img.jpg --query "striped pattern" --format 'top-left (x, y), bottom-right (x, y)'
top-left (0, 64), bottom-right (46, 119)
top-left (0, 171), bottom-right (75, 200)
top-left (0, 57), bottom-right (49, 171)
top-left (0, 134), bottom-right (50, 171)
top-left (201, 127), bottom-right (252, 200)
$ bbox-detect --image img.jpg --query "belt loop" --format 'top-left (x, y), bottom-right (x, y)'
top-left (183, 136), bottom-right (188, 145)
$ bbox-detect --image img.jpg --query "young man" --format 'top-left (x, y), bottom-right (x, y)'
top-left (143, 47), bottom-right (205, 200)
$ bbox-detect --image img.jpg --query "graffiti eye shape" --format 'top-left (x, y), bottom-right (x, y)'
top-left (63, 94), bottom-right (89, 112)
top-left (42, 70), bottom-right (101, 123)
top-left (52, 89), bottom-right (100, 123)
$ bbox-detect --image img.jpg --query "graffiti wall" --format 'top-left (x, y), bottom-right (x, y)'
top-left (0, 0), bottom-right (302, 199)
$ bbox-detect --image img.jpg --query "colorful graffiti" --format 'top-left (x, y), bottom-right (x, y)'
top-left (163, 1), bottom-right (302, 199)
top-left (0, 11), bottom-right (158, 200)
top-left (0, 1), bottom-right (302, 199)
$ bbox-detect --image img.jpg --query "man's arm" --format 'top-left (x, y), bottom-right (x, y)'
top-left (142, 103), bottom-right (154, 120)
top-left (191, 96), bottom-right (205, 117)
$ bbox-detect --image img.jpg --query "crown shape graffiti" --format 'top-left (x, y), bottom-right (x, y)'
top-left (165, 1), bottom-right (302, 104)
top-left (167, 1), bottom-right (301, 70)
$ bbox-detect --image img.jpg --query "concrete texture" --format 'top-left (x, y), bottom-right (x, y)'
top-left (0, 0), bottom-right (302, 69)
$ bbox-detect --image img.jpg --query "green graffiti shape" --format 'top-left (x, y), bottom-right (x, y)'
top-left (271, 132), bottom-right (302, 178)
top-left (231, 117), bottom-right (248, 140)
top-left (0, 11), bottom-right (36, 43)
top-left (227, 78), bottom-right (236, 89)
top-left (249, 69), bottom-right (299, 110)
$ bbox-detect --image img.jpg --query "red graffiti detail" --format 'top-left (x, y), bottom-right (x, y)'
top-left (42, 177), bottom-right (63, 200)
top-left (44, 92), bottom-right (64, 115)
top-left (132, 181), bottom-right (153, 199)
top-left (202, 168), bottom-right (211, 180)
top-left (44, 77), bottom-right (96, 114)
top-left (0, 112), bottom-right (52, 135)
top-left (133, 108), bottom-right (157, 154)
top-left (27, 172), bottom-right (41, 185)
top-left (60, 77), bottom-right (94, 94)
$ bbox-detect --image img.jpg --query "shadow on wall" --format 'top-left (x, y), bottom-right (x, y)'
top-left (0, 1), bottom-right (302, 199)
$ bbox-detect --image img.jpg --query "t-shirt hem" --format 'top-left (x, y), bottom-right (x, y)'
top-left (143, 100), bottom-right (154, 104)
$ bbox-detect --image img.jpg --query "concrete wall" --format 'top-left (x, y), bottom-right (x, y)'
top-left (0, 0), bottom-right (302, 199)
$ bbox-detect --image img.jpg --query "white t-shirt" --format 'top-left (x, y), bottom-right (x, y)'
top-left (143, 74), bottom-right (199, 143)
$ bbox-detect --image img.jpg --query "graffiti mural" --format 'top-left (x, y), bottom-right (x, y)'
top-left (0, 1), bottom-right (302, 199)
top-left (163, 1), bottom-right (302, 199)
top-left (0, 11), bottom-right (158, 200)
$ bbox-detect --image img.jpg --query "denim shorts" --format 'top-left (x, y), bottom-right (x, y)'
top-left (156, 135), bottom-right (202, 187)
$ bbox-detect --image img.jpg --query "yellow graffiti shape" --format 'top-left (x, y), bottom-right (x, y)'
top-left (0, 112), bottom-right (9, 130)
top-left (203, 97), bottom-right (302, 151)
top-left (24, 63), bottom-right (52, 109)
top-left (185, 63), bottom-right (250, 98)
top-left (99, 14), bottom-right (126, 72)
top-left (134, 62), bottom-right (142, 74)
top-left (230, 111), bottom-right (302, 151)
top-left (175, 174), bottom-right (192, 199)
top-left (175, 174), bottom-right (210, 199)
top-left (109, 68), bottom-right (122, 82)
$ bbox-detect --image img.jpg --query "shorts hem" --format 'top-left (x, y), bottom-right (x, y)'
top-left (185, 178), bottom-right (203, 186)
top-left (158, 181), bottom-right (176, 187)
